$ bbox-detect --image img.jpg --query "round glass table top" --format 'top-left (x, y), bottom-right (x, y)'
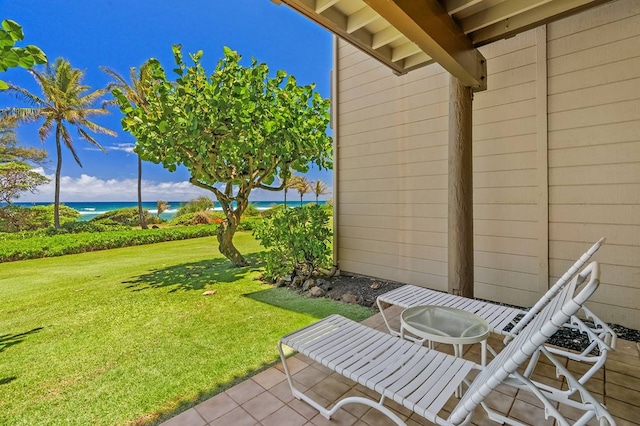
top-left (400, 305), bottom-right (490, 345)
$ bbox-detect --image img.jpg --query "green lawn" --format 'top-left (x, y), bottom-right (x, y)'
top-left (0, 232), bottom-right (372, 425)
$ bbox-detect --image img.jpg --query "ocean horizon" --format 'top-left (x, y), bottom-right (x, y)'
top-left (13, 200), bottom-right (326, 221)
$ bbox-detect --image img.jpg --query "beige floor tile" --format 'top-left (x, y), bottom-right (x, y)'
top-left (607, 358), bottom-right (640, 380)
top-left (208, 406), bottom-right (258, 426)
top-left (288, 397), bottom-right (322, 420)
top-left (509, 399), bottom-right (555, 426)
top-left (194, 392), bottom-right (238, 422)
top-left (252, 367), bottom-right (286, 390)
top-left (242, 391), bottom-right (284, 421)
top-left (607, 369), bottom-right (640, 392)
top-left (226, 379), bottom-right (266, 405)
top-left (261, 405), bottom-right (308, 426)
top-left (309, 376), bottom-right (352, 402)
top-left (160, 408), bottom-right (206, 426)
top-left (606, 382), bottom-right (640, 406)
top-left (360, 408), bottom-right (402, 426)
top-left (293, 365), bottom-right (330, 389)
top-left (310, 408), bottom-right (358, 426)
top-left (270, 379), bottom-right (297, 403)
top-left (605, 398), bottom-right (640, 425)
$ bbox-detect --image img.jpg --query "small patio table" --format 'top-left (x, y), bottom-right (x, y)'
top-left (400, 305), bottom-right (490, 366)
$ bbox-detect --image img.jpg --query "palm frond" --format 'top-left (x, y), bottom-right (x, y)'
top-left (77, 127), bottom-right (107, 153)
top-left (0, 107), bottom-right (45, 124)
top-left (58, 124), bottom-right (83, 167)
top-left (38, 118), bottom-right (55, 142)
top-left (76, 118), bottom-right (117, 137)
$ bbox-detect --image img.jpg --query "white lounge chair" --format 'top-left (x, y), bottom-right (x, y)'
top-left (377, 238), bottom-right (611, 341)
top-left (279, 262), bottom-right (615, 426)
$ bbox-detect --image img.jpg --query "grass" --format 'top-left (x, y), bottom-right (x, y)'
top-left (0, 232), bottom-right (373, 425)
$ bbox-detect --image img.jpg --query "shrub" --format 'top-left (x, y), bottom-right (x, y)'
top-left (176, 196), bottom-right (214, 217)
top-left (253, 204), bottom-right (332, 281)
top-left (243, 203), bottom-right (261, 217)
top-left (0, 225), bottom-right (219, 262)
top-left (91, 207), bottom-right (161, 227)
top-left (259, 204), bottom-right (284, 219)
top-left (237, 215), bottom-right (262, 231)
top-left (168, 211), bottom-right (224, 226)
top-left (0, 204), bottom-right (80, 232)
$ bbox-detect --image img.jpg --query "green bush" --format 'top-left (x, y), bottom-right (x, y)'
top-left (168, 210), bottom-right (225, 226)
top-left (253, 204), bottom-right (332, 281)
top-left (243, 203), bottom-right (261, 217)
top-left (0, 204), bottom-right (80, 232)
top-left (91, 207), bottom-right (161, 227)
top-left (176, 196), bottom-right (214, 217)
top-left (57, 220), bottom-right (131, 234)
top-left (0, 225), bottom-right (219, 262)
top-left (259, 204), bottom-right (284, 219)
top-left (237, 215), bottom-right (262, 231)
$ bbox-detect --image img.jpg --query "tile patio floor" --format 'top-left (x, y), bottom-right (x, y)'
top-left (161, 306), bottom-right (640, 426)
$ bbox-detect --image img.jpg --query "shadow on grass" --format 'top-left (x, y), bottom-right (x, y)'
top-left (0, 327), bottom-right (43, 354)
top-left (245, 287), bottom-right (374, 322)
top-left (122, 254), bottom-right (262, 293)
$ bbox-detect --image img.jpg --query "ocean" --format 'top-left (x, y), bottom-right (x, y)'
top-left (13, 200), bottom-right (324, 221)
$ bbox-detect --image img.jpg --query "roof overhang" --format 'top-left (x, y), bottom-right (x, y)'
top-left (272, 0), bottom-right (613, 92)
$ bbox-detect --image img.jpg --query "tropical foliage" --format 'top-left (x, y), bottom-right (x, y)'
top-left (101, 62), bottom-right (154, 229)
top-left (0, 19), bottom-right (46, 89)
top-left (0, 204), bottom-right (79, 232)
top-left (253, 204), bottom-right (332, 281)
top-left (176, 196), bottom-right (213, 217)
top-left (0, 115), bottom-right (49, 206)
top-left (311, 179), bottom-right (329, 203)
top-left (1, 58), bottom-right (115, 228)
top-left (0, 224), bottom-right (218, 262)
top-left (116, 46), bottom-right (332, 266)
top-left (91, 207), bottom-right (163, 227)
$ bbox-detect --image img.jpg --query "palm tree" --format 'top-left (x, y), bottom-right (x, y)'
top-left (311, 179), bottom-right (329, 203)
top-left (2, 58), bottom-right (115, 228)
top-left (101, 62), bottom-right (153, 229)
top-left (289, 175), bottom-right (310, 207)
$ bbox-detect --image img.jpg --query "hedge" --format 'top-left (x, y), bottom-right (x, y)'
top-left (0, 225), bottom-right (218, 263)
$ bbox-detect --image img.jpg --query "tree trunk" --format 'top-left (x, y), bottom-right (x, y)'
top-left (284, 188), bottom-right (287, 208)
top-left (216, 218), bottom-right (247, 267)
top-left (137, 155), bottom-right (148, 229)
top-left (54, 128), bottom-right (62, 229)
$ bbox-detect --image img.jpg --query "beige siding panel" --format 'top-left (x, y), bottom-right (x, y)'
top-left (548, 36), bottom-right (640, 77)
top-left (549, 79), bottom-right (640, 114)
top-left (548, 56), bottom-right (640, 95)
top-left (479, 28), bottom-right (536, 59)
top-left (475, 204), bottom-right (538, 221)
top-left (339, 203), bottom-right (447, 219)
top-left (339, 214), bottom-right (447, 233)
top-left (474, 281), bottom-right (537, 308)
top-left (549, 121), bottom-right (640, 150)
top-left (338, 226), bottom-right (447, 247)
top-left (475, 220), bottom-right (537, 239)
top-left (340, 103), bottom-right (448, 136)
top-left (475, 169), bottom-right (537, 188)
top-left (340, 116), bottom-right (449, 145)
top-left (340, 237), bottom-right (447, 263)
top-left (549, 184), bottom-right (640, 205)
top-left (339, 159), bottom-right (448, 180)
top-left (339, 145), bottom-right (448, 170)
top-left (546, 0), bottom-right (640, 41)
top-left (474, 187), bottom-right (537, 204)
top-left (484, 46), bottom-right (536, 75)
top-left (473, 82), bottom-right (536, 110)
top-left (548, 99), bottom-right (640, 131)
top-left (474, 99), bottom-right (536, 126)
top-left (340, 175), bottom-right (447, 193)
top-left (341, 91), bottom-right (447, 126)
top-left (474, 151), bottom-right (537, 172)
top-left (338, 189), bottom-right (447, 206)
top-left (477, 64), bottom-right (536, 92)
top-left (549, 141), bottom-right (640, 167)
top-left (550, 204), bottom-right (640, 226)
top-left (548, 13), bottom-right (640, 59)
top-left (339, 248), bottom-right (448, 277)
top-left (474, 134), bottom-right (536, 157)
top-left (338, 259), bottom-right (448, 290)
top-left (474, 235), bottom-right (538, 257)
top-left (550, 163), bottom-right (640, 185)
top-left (475, 251), bottom-right (538, 276)
top-left (340, 132), bottom-right (448, 159)
top-left (550, 222), bottom-right (640, 248)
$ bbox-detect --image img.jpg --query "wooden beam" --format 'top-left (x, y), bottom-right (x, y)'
top-left (443, 0), bottom-right (483, 15)
top-left (315, 0), bottom-right (340, 13)
top-left (363, 0), bottom-right (487, 90)
top-left (470, 0), bottom-right (612, 46)
top-left (347, 6), bottom-right (380, 33)
top-left (448, 76), bottom-right (474, 298)
top-left (460, 0), bottom-right (552, 34)
top-left (372, 26), bottom-right (403, 49)
top-left (403, 51), bottom-right (432, 69)
top-left (391, 41), bottom-right (422, 62)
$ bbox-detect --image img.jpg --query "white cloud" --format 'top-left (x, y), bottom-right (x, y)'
top-left (18, 169), bottom-right (332, 203)
top-left (107, 143), bottom-right (136, 154)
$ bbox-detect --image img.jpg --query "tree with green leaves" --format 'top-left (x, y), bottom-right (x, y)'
top-left (0, 116), bottom-right (49, 231)
top-left (101, 62), bottom-right (154, 229)
top-left (311, 179), bottom-right (329, 204)
top-left (289, 175), bottom-right (310, 207)
top-left (116, 46), bottom-right (332, 266)
top-left (0, 19), bottom-right (47, 90)
top-left (1, 58), bottom-right (116, 228)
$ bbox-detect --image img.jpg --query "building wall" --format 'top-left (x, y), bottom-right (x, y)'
top-left (334, 0), bottom-right (640, 328)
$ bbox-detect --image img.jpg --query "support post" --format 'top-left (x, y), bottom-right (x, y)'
top-left (448, 76), bottom-right (474, 297)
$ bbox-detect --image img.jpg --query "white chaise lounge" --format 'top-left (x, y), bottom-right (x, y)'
top-left (279, 262), bottom-right (615, 426)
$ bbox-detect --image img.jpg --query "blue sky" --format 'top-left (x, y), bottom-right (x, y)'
top-left (1, 0), bottom-right (333, 202)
